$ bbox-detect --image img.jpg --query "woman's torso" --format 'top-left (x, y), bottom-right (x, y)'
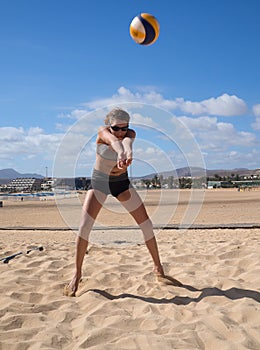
top-left (94, 139), bottom-right (125, 176)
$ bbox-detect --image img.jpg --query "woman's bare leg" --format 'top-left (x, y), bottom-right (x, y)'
top-left (65, 189), bottom-right (107, 295)
top-left (117, 188), bottom-right (164, 276)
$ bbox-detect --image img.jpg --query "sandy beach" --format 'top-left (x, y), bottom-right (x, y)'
top-left (0, 189), bottom-right (259, 349)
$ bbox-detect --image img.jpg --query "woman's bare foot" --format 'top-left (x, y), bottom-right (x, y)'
top-left (63, 273), bottom-right (82, 297)
top-left (153, 264), bottom-right (165, 277)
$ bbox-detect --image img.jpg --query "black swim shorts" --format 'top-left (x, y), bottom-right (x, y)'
top-left (88, 169), bottom-right (132, 197)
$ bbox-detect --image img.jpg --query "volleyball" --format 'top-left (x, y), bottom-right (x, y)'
top-left (129, 13), bottom-right (160, 46)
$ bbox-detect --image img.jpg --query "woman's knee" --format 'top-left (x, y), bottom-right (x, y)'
top-left (78, 211), bottom-right (95, 240)
top-left (139, 218), bottom-right (154, 241)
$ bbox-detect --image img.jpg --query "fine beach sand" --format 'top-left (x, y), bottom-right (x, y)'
top-left (0, 189), bottom-right (259, 349)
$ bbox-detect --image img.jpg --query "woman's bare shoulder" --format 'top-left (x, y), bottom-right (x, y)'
top-left (126, 128), bottom-right (136, 138)
top-left (97, 126), bottom-right (110, 144)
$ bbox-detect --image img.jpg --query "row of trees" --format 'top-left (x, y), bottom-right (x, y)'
top-left (138, 175), bottom-right (205, 189)
top-left (137, 172), bottom-right (260, 190)
top-left (209, 174), bottom-right (241, 181)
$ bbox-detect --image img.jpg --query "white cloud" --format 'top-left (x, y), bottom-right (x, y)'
top-left (252, 118), bottom-right (260, 131)
top-left (133, 145), bottom-right (172, 175)
top-left (0, 126), bottom-right (62, 162)
top-left (252, 104), bottom-right (260, 130)
top-left (135, 146), bottom-right (164, 156)
top-left (0, 126), bottom-right (24, 142)
top-left (176, 94), bottom-right (247, 116)
top-left (58, 108), bottom-right (104, 122)
top-left (131, 112), bottom-right (159, 128)
top-left (81, 87), bottom-right (140, 110)
top-left (80, 87), bottom-right (247, 117)
top-left (179, 115), bottom-right (257, 149)
top-left (252, 104), bottom-right (260, 117)
top-left (205, 148), bottom-right (260, 169)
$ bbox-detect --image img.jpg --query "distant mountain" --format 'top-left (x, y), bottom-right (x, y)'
top-left (133, 167), bottom-right (259, 180)
top-left (162, 167), bottom-right (207, 178)
top-left (135, 167), bottom-right (207, 179)
top-left (205, 168), bottom-right (257, 177)
top-left (0, 168), bottom-right (44, 179)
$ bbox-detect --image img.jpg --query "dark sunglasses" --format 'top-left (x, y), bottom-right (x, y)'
top-left (110, 125), bottom-right (129, 132)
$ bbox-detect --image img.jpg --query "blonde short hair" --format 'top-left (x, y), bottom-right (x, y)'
top-left (104, 108), bottom-right (130, 125)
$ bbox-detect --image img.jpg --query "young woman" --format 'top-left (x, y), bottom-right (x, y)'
top-left (64, 108), bottom-right (165, 296)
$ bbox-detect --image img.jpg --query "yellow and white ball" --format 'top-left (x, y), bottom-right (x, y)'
top-left (130, 13), bottom-right (160, 46)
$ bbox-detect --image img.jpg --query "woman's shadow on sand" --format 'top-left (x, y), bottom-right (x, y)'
top-left (81, 275), bottom-right (260, 305)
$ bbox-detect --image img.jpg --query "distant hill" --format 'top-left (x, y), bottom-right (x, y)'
top-left (133, 167), bottom-right (259, 180)
top-left (205, 168), bottom-right (255, 177)
top-left (0, 168), bottom-right (44, 180)
top-left (134, 167), bottom-right (206, 179)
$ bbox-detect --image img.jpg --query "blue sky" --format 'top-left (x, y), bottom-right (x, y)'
top-left (0, 0), bottom-right (260, 177)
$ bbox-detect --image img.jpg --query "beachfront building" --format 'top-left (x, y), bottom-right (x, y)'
top-left (232, 179), bottom-right (260, 189)
top-left (41, 179), bottom-right (54, 190)
top-left (207, 181), bottom-right (234, 189)
top-left (52, 177), bottom-right (91, 190)
top-left (207, 179), bottom-right (260, 189)
top-left (6, 178), bottom-right (43, 192)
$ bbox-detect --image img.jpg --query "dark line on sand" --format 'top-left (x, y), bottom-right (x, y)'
top-left (0, 223), bottom-right (260, 231)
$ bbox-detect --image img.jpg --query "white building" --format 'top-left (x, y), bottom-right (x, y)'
top-left (7, 178), bottom-right (43, 192)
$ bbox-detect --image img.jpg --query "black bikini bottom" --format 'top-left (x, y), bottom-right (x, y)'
top-left (88, 169), bottom-right (132, 197)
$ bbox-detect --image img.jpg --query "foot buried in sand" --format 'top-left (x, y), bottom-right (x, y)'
top-left (63, 275), bottom-right (82, 297)
top-left (63, 284), bottom-right (76, 297)
top-left (153, 264), bottom-right (182, 286)
top-left (153, 264), bottom-right (165, 277)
